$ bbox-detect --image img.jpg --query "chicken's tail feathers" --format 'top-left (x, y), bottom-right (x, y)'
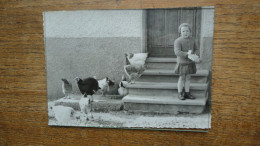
top-left (61, 78), bottom-right (70, 84)
top-left (125, 52), bottom-right (134, 58)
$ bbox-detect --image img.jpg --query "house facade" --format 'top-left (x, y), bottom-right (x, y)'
top-left (44, 8), bottom-right (214, 103)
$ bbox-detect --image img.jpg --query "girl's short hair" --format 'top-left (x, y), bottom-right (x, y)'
top-left (178, 23), bottom-right (192, 33)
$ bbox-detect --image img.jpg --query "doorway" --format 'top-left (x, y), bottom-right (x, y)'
top-left (147, 8), bottom-right (201, 57)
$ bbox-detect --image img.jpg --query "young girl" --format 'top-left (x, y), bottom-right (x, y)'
top-left (174, 23), bottom-right (199, 100)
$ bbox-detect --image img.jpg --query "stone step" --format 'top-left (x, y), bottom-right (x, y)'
top-left (127, 82), bottom-right (208, 90)
top-left (54, 95), bottom-right (123, 112)
top-left (127, 82), bottom-right (208, 97)
top-left (139, 69), bottom-right (209, 83)
top-left (146, 57), bottom-right (177, 69)
top-left (122, 94), bottom-right (208, 114)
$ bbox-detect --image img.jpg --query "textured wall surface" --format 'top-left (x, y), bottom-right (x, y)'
top-left (45, 37), bottom-right (141, 100)
top-left (44, 10), bottom-right (144, 100)
top-left (0, 0), bottom-right (259, 145)
top-left (44, 10), bottom-right (144, 38)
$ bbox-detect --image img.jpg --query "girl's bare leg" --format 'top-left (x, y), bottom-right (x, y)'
top-left (178, 75), bottom-right (185, 92)
top-left (184, 74), bottom-right (195, 99)
top-left (184, 74), bottom-right (191, 92)
top-left (177, 75), bottom-right (185, 100)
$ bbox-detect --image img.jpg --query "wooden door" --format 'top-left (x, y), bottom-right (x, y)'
top-left (147, 8), bottom-right (201, 57)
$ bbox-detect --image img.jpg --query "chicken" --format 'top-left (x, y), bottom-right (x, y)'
top-left (188, 50), bottom-right (200, 63)
top-left (61, 78), bottom-right (72, 99)
top-left (79, 96), bottom-right (93, 121)
top-left (124, 64), bottom-right (145, 84)
top-left (75, 77), bottom-right (100, 102)
top-left (52, 106), bottom-right (75, 123)
top-left (118, 81), bottom-right (128, 96)
top-left (98, 77), bottom-right (114, 96)
top-left (125, 53), bottom-right (148, 66)
top-left (121, 75), bottom-right (129, 87)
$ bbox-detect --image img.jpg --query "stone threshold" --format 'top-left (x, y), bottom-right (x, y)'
top-left (122, 94), bottom-right (208, 106)
top-left (127, 82), bottom-right (208, 90)
top-left (143, 69), bottom-right (209, 76)
top-left (146, 57), bottom-right (177, 63)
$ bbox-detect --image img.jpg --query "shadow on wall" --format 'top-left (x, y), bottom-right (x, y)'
top-left (45, 37), bottom-right (141, 101)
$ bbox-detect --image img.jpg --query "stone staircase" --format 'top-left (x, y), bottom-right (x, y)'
top-left (122, 57), bottom-right (210, 114)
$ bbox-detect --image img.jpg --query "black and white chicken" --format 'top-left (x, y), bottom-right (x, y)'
top-left (97, 77), bottom-right (114, 96)
top-left (61, 78), bottom-right (72, 99)
top-left (118, 81), bottom-right (128, 96)
top-left (75, 77), bottom-right (100, 102)
top-left (75, 77), bottom-right (100, 120)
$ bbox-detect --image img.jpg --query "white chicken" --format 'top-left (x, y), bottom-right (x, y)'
top-left (188, 50), bottom-right (200, 63)
top-left (52, 106), bottom-right (75, 123)
top-left (118, 81), bottom-right (128, 96)
top-left (79, 97), bottom-right (93, 121)
top-left (125, 53), bottom-right (148, 66)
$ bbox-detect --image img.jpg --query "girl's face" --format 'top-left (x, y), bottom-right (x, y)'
top-left (180, 26), bottom-right (191, 38)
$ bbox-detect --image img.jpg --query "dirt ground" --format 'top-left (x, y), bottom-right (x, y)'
top-left (48, 101), bottom-right (211, 130)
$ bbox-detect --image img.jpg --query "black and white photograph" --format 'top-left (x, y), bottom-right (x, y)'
top-left (44, 7), bottom-right (214, 131)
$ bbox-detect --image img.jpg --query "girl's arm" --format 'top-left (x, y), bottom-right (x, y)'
top-left (174, 39), bottom-right (188, 58)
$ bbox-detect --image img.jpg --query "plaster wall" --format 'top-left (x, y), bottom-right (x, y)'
top-left (44, 10), bottom-right (145, 100)
top-left (199, 7), bottom-right (215, 70)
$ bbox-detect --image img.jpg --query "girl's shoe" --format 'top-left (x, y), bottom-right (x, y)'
top-left (185, 92), bottom-right (195, 99)
top-left (178, 92), bottom-right (185, 100)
